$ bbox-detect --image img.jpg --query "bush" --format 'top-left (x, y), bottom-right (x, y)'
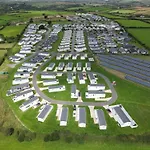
top-left (44, 134), bottom-right (50, 142)
top-left (65, 136), bottom-right (73, 143)
top-left (75, 134), bottom-right (85, 144)
top-left (49, 130), bottom-right (60, 141)
top-left (18, 132), bottom-right (25, 142)
top-left (5, 128), bottom-right (14, 136)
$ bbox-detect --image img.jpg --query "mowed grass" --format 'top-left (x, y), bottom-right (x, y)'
top-left (0, 43), bottom-right (15, 49)
top-left (0, 133), bottom-right (150, 150)
top-left (0, 25), bottom-right (26, 37)
top-left (116, 19), bottom-right (150, 27)
top-left (127, 28), bottom-right (150, 48)
top-left (0, 50), bottom-right (7, 61)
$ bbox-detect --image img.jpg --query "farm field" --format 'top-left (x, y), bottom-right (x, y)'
top-left (127, 28), bottom-right (150, 48)
top-left (0, 43), bottom-right (15, 49)
top-left (116, 19), bottom-right (150, 27)
top-left (110, 9), bottom-right (136, 14)
top-left (0, 25), bottom-right (26, 38)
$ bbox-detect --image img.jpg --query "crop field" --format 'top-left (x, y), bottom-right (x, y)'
top-left (0, 25), bottom-right (26, 38)
top-left (116, 19), bottom-right (150, 27)
top-left (127, 28), bottom-right (150, 48)
top-left (0, 43), bottom-right (15, 49)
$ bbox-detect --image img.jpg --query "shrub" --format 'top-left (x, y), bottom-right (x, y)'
top-left (5, 128), bottom-right (14, 136)
top-left (18, 132), bottom-right (25, 142)
top-left (44, 134), bottom-right (50, 142)
top-left (49, 130), bottom-right (60, 141)
top-left (65, 136), bottom-right (73, 143)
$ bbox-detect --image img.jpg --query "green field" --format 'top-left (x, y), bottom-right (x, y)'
top-left (110, 9), bottom-right (136, 14)
top-left (0, 50), bottom-right (7, 61)
top-left (116, 19), bottom-right (150, 27)
top-left (0, 133), bottom-right (149, 150)
top-left (0, 25), bottom-right (26, 37)
top-left (0, 43), bottom-right (15, 49)
top-left (127, 28), bottom-right (150, 48)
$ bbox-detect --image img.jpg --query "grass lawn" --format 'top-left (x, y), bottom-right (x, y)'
top-left (0, 133), bottom-right (150, 150)
top-left (0, 25), bottom-right (26, 38)
top-left (0, 43), bottom-right (15, 49)
top-left (0, 50), bottom-right (7, 61)
top-left (127, 28), bottom-right (150, 48)
top-left (116, 19), bottom-right (150, 27)
top-left (110, 9), bottom-right (136, 14)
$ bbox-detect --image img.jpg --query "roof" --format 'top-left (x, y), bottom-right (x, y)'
top-left (79, 107), bottom-right (86, 124)
top-left (71, 85), bottom-right (76, 94)
top-left (48, 85), bottom-right (64, 90)
top-left (89, 84), bottom-right (105, 87)
top-left (15, 89), bottom-right (33, 97)
top-left (21, 96), bottom-right (39, 107)
top-left (114, 106), bottom-right (130, 123)
top-left (88, 72), bottom-right (96, 80)
top-left (43, 79), bottom-right (58, 83)
top-left (78, 73), bottom-right (84, 80)
top-left (87, 91), bottom-right (105, 94)
top-left (41, 72), bottom-right (56, 76)
top-left (38, 105), bottom-right (52, 119)
top-left (60, 107), bottom-right (68, 122)
top-left (48, 63), bottom-right (55, 68)
top-left (10, 83), bottom-right (29, 91)
top-left (77, 62), bottom-right (82, 67)
top-left (67, 73), bottom-right (73, 80)
top-left (58, 62), bottom-right (65, 68)
top-left (96, 109), bottom-right (107, 126)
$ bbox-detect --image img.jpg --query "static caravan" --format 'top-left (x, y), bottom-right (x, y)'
top-left (67, 73), bottom-right (74, 84)
top-left (47, 63), bottom-right (55, 71)
top-left (37, 105), bottom-right (53, 122)
top-left (57, 62), bottom-right (65, 71)
top-left (85, 62), bottom-right (91, 71)
top-left (17, 66), bottom-right (33, 72)
top-left (78, 73), bottom-right (85, 84)
top-left (12, 78), bottom-right (29, 85)
top-left (19, 96), bottom-right (39, 112)
top-left (56, 54), bottom-right (62, 60)
top-left (22, 62), bottom-right (37, 68)
top-left (85, 91), bottom-right (106, 99)
top-left (88, 84), bottom-right (105, 91)
top-left (95, 109), bottom-right (107, 130)
top-left (48, 85), bottom-right (66, 93)
top-left (88, 73), bottom-right (97, 84)
top-left (66, 62), bottom-right (73, 71)
top-left (15, 53), bottom-right (26, 58)
top-left (43, 79), bottom-right (59, 86)
top-left (14, 72), bottom-right (30, 78)
top-left (71, 85), bottom-right (78, 98)
top-left (108, 105), bottom-right (138, 128)
top-left (41, 72), bottom-right (56, 79)
top-left (60, 107), bottom-right (68, 126)
top-left (76, 62), bottom-right (82, 71)
top-left (7, 83), bottom-right (30, 96)
top-left (72, 54), bottom-right (78, 60)
top-left (13, 89), bottom-right (33, 102)
top-left (78, 108), bottom-right (86, 128)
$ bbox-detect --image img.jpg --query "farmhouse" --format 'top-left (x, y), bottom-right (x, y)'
top-left (48, 85), bottom-right (66, 93)
top-left (13, 89), bottom-right (33, 102)
top-left (76, 62), bottom-right (82, 71)
top-left (67, 73), bottom-right (74, 84)
top-left (19, 96), bottom-right (39, 112)
top-left (95, 109), bottom-right (107, 130)
top-left (7, 83), bottom-right (30, 96)
top-left (47, 63), bottom-right (55, 71)
top-left (41, 72), bottom-right (56, 79)
top-left (85, 91), bottom-right (106, 99)
top-left (108, 104), bottom-right (138, 128)
top-left (60, 107), bottom-right (68, 126)
top-left (43, 79), bottom-right (59, 86)
top-left (71, 85), bottom-right (78, 98)
top-left (78, 73), bottom-right (85, 84)
top-left (88, 73), bottom-right (97, 84)
top-left (88, 84), bottom-right (105, 91)
top-left (12, 78), bottom-right (29, 85)
top-left (14, 72), bottom-right (30, 78)
top-left (37, 105), bottom-right (53, 122)
top-left (77, 107), bottom-right (86, 128)
top-left (58, 62), bottom-right (65, 71)
top-left (85, 62), bottom-right (91, 71)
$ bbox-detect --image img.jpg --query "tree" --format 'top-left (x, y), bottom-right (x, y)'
top-left (39, 25), bottom-right (45, 30)
top-left (18, 132), bottom-right (25, 142)
top-left (65, 136), bottom-right (73, 143)
top-left (49, 131), bottom-right (60, 141)
top-left (29, 18), bottom-right (33, 23)
top-left (47, 20), bottom-right (52, 25)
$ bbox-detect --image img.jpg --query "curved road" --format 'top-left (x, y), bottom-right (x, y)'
top-left (32, 54), bottom-right (118, 106)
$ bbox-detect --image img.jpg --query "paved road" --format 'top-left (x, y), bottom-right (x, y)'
top-left (32, 55), bottom-right (118, 107)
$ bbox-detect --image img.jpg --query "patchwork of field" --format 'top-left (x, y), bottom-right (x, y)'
top-left (116, 19), bottom-right (150, 27)
top-left (0, 25), bottom-right (26, 37)
top-left (127, 28), bottom-right (150, 48)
